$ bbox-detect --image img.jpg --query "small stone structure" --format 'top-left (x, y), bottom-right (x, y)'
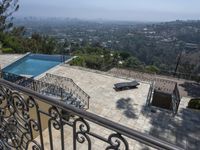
top-left (151, 79), bottom-right (181, 115)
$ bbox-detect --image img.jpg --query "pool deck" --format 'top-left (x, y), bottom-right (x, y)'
top-left (0, 54), bottom-right (25, 68)
top-left (1, 55), bottom-right (199, 149)
top-left (38, 65), bottom-right (200, 150)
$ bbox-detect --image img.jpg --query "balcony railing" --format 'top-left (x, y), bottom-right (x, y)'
top-left (0, 79), bottom-right (183, 150)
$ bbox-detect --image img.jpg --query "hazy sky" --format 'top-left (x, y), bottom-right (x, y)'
top-left (15, 0), bottom-right (200, 21)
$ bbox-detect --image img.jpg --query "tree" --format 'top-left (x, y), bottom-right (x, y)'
top-left (123, 56), bottom-right (142, 69)
top-left (0, 0), bottom-right (19, 32)
top-left (10, 26), bottom-right (25, 37)
top-left (119, 51), bottom-right (131, 60)
top-left (145, 65), bottom-right (160, 73)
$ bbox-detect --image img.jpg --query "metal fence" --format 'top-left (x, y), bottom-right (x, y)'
top-left (171, 84), bottom-right (181, 115)
top-left (108, 68), bottom-right (155, 83)
top-left (1, 71), bottom-right (88, 110)
top-left (40, 73), bottom-right (90, 110)
top-left (0, 79), bottom-right (183, 150)
top-left (146, 81), bottom-right (155, 106)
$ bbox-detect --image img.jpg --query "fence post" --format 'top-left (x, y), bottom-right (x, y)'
top-left (0, 65), bottom-right (2, 78)
top-left (61, 88), bottom-right (63, 101)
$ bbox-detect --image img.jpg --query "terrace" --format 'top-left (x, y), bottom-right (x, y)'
top-left (0, 54), bottom-right (199, 149)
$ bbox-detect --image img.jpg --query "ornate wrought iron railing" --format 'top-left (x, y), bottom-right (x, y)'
top-left (0, 79), bottom-right (183, 150)
top-left (1, 71), bottom-right (64, 98)
top-left (40, 73), bottom-right (90, 109)
top-left (1, 71), bottom-right (87, 109)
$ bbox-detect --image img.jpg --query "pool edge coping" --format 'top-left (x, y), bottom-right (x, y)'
top-left (34, 56), bottom-right (76, 80)
top-left (2, 52), bottom-right (31, 70)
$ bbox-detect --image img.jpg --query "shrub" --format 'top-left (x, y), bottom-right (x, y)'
top-left (2, 47), bottom-right (14, 53)
top-left (188, 98), bottom-right (200, 110)
top-left (145, 65), bottom-right (160, 73)
top-left (70, 56), bottom-right (86, 67)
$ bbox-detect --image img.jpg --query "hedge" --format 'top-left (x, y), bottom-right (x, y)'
top-left (188, 98), bottom-right (200, 110)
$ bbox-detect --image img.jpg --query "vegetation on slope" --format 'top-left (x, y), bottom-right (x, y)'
top-left (188, 98), bottom-right (200, 110)
top-left (0, 32), bottom-right (60, 54)
top-left (0, 0), bottom-right (199, 81)
top-left (69, 45), bottom-right (159, 72)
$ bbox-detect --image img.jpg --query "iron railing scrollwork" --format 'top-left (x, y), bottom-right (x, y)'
top-left (0, 79), bottom-right (183, 150)
top-left (40, 73), bottom-right (90, 109)
top-left (0, 84), bottom-right (41, 150)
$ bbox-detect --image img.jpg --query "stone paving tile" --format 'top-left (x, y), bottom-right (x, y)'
top-left (34, 66), bottom-right (200, 150)
top-left (0, 57), bottom-right (196, 150)
top-left (0, 54), bottom-right (24, 68)
top-left (0, 55), bottom-right (194, 149)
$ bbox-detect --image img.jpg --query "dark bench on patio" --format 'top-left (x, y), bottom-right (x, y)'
top-left (114, 80), bottom-right (140, 91)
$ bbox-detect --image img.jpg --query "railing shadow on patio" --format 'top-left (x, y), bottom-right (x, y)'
top-left (0, 79), bottom-right (184, 150)
top-left (140, 104), bottom-right (200, 150)
top-left (116, 98), bottom-right (138, 119)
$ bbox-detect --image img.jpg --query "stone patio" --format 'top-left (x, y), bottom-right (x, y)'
top-left (0, 54), bottom-right (24, 68)
top-left (37, 65), bottom-right (200, 150)
top-left (0, 55), bottom-right (199, 149)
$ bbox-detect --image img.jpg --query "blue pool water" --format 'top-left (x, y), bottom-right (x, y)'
top-left (3, 54), bottom-right (69, 77)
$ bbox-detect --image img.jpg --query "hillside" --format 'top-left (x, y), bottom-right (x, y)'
top-left (14, 19), bottom-right (200, 73)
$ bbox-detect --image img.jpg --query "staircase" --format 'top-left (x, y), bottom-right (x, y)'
top-left (39, 73), bottom-right (90, 110)
top-left (1, 71), bottom-right (89, 110)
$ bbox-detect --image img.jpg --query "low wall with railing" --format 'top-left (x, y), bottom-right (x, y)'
top-left (0, 79), bottom-right (183, 150)
top-left (109, 68), bottom-right (156, 83)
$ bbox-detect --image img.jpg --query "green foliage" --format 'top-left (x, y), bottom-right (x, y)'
top-left (192, 76), bottom-right (200, 83)
top-left (74, 45), bottom-right (108, 55)
top-left (0, 32), bottom-right (59, 54)
top-left (188, 98), bottom-right (200, 110)
top-left (119, 51), bottom-right (131, 60)
top-left (71, 46), bottom-right (121, 70)
top-left (10, 27), bottom-right (25, 37)
top-left (0, 0), bottom-right (19, 32)
top-left (1, 47), bottom-right (14, 53)
top-left (70, 46), bottom-right (144, 71)
top-left (145, 65), bottom-right (160, 73)
top-left (84, 55), bottom-right (104, 69)
top-left (70, 57), bottom-right (86, 67)
top-left (123, 56), bottom-right (142, 69)
top-left (70, 54), bottom-right (106, 70)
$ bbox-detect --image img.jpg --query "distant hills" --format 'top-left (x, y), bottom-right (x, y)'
top-left (12, 18), bottom-right (200, 77)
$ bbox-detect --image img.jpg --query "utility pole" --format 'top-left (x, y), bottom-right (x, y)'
top-left (174, 51), bottom-right (183, 77)
top-left (174, 42), bottom-right (185, 77)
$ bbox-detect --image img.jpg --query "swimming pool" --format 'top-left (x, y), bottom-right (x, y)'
top-left (3, 54), bottom-right (71, 77)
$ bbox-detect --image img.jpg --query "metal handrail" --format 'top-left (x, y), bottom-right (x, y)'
top-left (46, 73), bottom-right (90, 98)
top-left (0, 78), bottom-right (183, 150)
top-left (146, 81), bottom-right (155, 106)
top-left (41, 73), bottom-right (90, 109)
top-left (1, 71), bottom-right (63, 98)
